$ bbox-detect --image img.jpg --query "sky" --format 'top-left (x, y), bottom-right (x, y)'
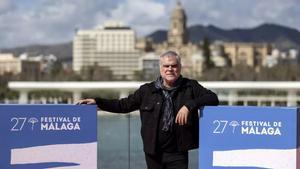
top-left (0, 0), bottom-right (299, 48)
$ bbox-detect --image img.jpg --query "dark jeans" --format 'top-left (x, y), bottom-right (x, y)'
top-left (145, 151), bottom-right (188, 169)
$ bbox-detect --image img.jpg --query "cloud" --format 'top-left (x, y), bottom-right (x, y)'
top-left (182, 0), bottom-right (300, 30)
top-left (0, 0), bottom-right (167, 48)
top-left (0, 0), bottom-right (121, 48)
top-left (0, 0), bottom-right (300, 48)
top-left (0, 0), bottom-right (12, 13)
top-left (110, 0), bottom-right (167, 36)
top-left (251, 0), bottom-right (300, 27)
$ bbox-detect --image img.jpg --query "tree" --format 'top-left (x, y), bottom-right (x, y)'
top-left (50, 61), bottom-right (63, 77)
top-left (81, 64), bottom-right (113, 81)
top-left (202, 37), bottom-right (214, 69)
top-left (0, 73), bottom-right (19, 102)
top-left (92, 65), bottom-right (113, 81)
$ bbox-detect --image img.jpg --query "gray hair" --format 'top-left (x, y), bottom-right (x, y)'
top-left (159, 50), bottom-right (181, 66)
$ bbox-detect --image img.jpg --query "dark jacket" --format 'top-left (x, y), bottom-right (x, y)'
top-left (95, 77), bottom-right (219, 154)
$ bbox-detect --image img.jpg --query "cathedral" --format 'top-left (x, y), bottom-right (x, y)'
top-left (137, 0), bottom-right (273, 79)
top-left (154, 0), bottom-right (203, 78)
top-left (137, 0), bottom-right (204, 78)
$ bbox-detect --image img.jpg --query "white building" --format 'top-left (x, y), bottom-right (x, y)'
top-left (139, 52), bottom-right (160, 80)
top-left (19, 53), bottom-right (58, 74)
top-left (73, 21), bottom-right (141, 80)
top-left (0, 53), bottom-right (40, 79)
top-left (263, 48), bottom-right (299, 67)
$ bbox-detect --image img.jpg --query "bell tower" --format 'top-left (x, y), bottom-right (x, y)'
top-left (167, 0), bottom-right (188, 47)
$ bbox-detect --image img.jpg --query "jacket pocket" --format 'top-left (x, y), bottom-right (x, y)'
top-left (140, 103), bottom-right (154, 111)
top-left (140, 102), bottom-right (155, 125)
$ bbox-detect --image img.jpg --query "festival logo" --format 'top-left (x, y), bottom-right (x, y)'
top-left (212, 119), bottom-right (282, 136)
top-left (10, 116), bottom-right (81, 132)
top-left (40, 116), bottom-right (81, 131)
top-left (0, 105), bottom-right (97, 169)
top-left (28, 117), bottom-right (39, 130)
top-left (229, 120), bottom-right (239, 134)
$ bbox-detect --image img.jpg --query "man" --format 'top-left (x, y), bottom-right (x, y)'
top-left (77, 51), bottom-right (219, 169)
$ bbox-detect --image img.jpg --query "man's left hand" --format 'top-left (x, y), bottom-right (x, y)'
top-left (175, 105), bottom-right (189, 125)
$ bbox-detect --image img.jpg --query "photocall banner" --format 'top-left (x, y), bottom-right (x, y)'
top-left (199, 106), bottom-right (299, 169)
top-left (0, 104), bottom-right (97, 169)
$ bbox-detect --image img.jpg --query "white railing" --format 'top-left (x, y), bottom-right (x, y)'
top-left (7, 81), bottom-right (300, 107)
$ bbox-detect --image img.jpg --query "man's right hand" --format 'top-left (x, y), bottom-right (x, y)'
top-left (76, 98), bottom-right (96, 105)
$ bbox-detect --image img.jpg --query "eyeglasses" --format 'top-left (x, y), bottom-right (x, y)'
top-left (162, 64), bottom-right (179, 69)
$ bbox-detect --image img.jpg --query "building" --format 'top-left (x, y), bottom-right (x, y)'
top-left (167, 0), bottom-right (188, 47)
top-left (135, 1), bottom-right (204, 78)
top-left (0, 53), bottom-right (40, 79)
top-left (139, 52), bottom-right (160, 80)
top-left (152, 0), bottom-right (204, 78)
top-left (19, 53), bottom-right (58, 74)
top-left (138, 0), bottom-right (274, 77)
top-left (73, 21), bottom-right (141, 80)
top-left (210, 42), bottom-right (229, 67)
top-left (263, 48), bottom-right (299, 67)
top-left (223, 42), bottom-right (272, 68)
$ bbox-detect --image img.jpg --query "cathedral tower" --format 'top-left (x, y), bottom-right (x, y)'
top-left (167, 0), bottom-right (188, 47)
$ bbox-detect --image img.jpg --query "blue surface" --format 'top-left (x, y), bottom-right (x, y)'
top-left (199, 106), bottom-right (299, 169)
top-left (0, 104), bottom-right (97, 168)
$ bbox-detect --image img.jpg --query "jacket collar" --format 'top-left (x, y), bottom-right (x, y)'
top-left (149, 81), bottom-right (160, 93)
top-left (149, 77), bottom-right (191, 93)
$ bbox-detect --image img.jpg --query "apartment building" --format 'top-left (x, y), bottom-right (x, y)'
top-left (73, 21), bottom-right (140, 80)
